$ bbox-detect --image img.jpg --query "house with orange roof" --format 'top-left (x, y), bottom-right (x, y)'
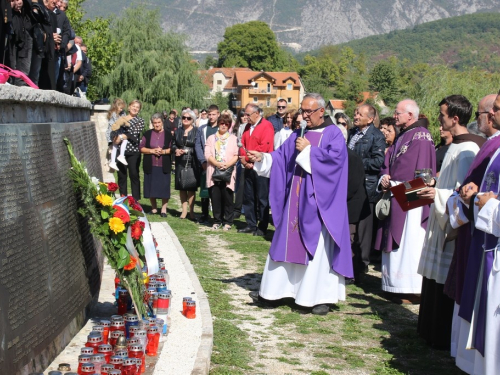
top-left (199, 68), bottom-right (305, 112)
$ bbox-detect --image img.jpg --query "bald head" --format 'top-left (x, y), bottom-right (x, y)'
top-left (478, 94), bottom-right (499, 135)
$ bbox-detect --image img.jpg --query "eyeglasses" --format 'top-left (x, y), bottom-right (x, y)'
top-left (182, 116), bottom-right (192, 120)
top-left (394, 111), bottom-right (408, 116)
top-left (475, 111), bottom-right (489, 118)
top-left (244, 112), bottom-right (255, 117)
top-left (299, 107), bottom-right (321, 116)
top-left (277, 106), bottom-right (287, 109)
top-left (337, 122), bottom-right (347, 126)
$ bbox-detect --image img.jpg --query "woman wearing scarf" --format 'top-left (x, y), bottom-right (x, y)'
top-left (205, 114), bottom-right (239, 230)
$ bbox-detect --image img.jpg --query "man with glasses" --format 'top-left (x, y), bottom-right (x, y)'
top-left (195, 104), bottom-right (220, 224)
top-left (376, 99), bottom-right (436, 304)
top-left (444, 93), bottom-right (500, 371)
top-left (268, 98), bottom-right (288, 133)
top-left (238, 103), bottom-right (274, 236)
top-left (415, 95), bottom-right (484, 351)
top-left (348, 104), bottom-right (386, 283)
top-left (244, 93), bottom-right (353, 315)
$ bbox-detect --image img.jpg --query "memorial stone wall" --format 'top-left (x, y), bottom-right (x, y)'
top-left (0, 86), bottom-right (103, 375)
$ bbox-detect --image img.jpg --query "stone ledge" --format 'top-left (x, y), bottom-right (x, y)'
top-left (0, 85), bottom-right (91, 109)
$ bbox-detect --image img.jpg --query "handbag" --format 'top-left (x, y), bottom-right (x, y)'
top-left (375, 190), bottom-right (391, 220)
top-left (212, 165), bottom-right (234, 183)
top-left (178, 151), bottom-right (197, 190)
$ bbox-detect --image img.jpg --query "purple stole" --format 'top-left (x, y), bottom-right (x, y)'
top-left (271, 131), bottom-right (323, 265)
top-left (444, 134), bottom-right (500, 302)
top-left (459, 151), bottom-right (500, 355)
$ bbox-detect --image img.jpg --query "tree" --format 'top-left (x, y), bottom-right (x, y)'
top-left (97, 7), bottom-right (208, 120)
top-left (65, 0), bottom-right (119, 100)
top-left (369, 60), bottom-right (399, 106)
top-left (217, 21), bottom-right (288, 71)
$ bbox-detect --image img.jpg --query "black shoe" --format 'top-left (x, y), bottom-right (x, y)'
top-left (160, 212), bottom-right (167, 218)
top-left (249, 291), bottom-right (279, 307)
top-left (148, 210), bottom-right (158, 215)
top-left (197, 215), bottom-right (209, 224)
top-left (311, 304), bottom-right (330, 315)
top-left (249, 291), bottom-right (260, 302)
top-left (253, 229), bottom-right (266, 237)
top-left (238, 226), bottom-right (256, 233)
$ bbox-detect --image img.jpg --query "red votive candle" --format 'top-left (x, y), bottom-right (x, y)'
top-left (109, 355), bottom-right (123, 371)
top-left (100, 320), bottom-right (111, 344)
top-left (85, 333), bottom-right (103, 351)
top-left (146, 327), bottom-right (160, 356)
top-left (186, 300), bottom-right (196, 319)
top-left (101, 363), bottom-right (115, 375)
top-left (109, 330), bottom-right (124, 348)
top-left (118, 289), bottom-right (130, 315)
top-left (77, 354), bottom-right (92, 375)
top-left (98, 344), bottom-right (113, 363)
top-left (182, 297), bottom-right (192, 316)
top-left (80, 363), bottom-right (95, 374)
top-left (121, 357), bottom-right (138, 375)
top-left (128, 344), bottom-right (145, 373)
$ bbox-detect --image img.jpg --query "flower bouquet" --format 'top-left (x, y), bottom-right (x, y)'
top-left (64, 139), bottom-right (155, 317)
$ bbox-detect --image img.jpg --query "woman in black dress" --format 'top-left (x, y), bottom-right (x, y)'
top-left (172, 109), bottom-right (199, 219)
top-left (139, 113), bottom-right (172, 217)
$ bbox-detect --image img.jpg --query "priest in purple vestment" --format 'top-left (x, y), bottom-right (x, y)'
top-left (376, 99), bottom-right (436, 303)
top-left (245, 93), bottom-right (353, 316)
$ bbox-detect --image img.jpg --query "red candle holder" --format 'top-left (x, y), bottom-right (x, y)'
top-left (109, 330), bottom-right (124, 348)
top-left (85, 333), bottom-right (103, 351)
top-left (101, 363), bottom-right (115, 375)
top-left (77, 354), bottom-right (92, 375)
top-left (98, 344), bottom-right (113, 363)
top-left (146, 327), bottom-right (160, 356)
top-left (80, 363), bottom-right (95, 374)
top-left (100, 320), bottom-right (111, 344)
top-left (186, 300), bottom-right (196, 319)
top-left (121, 357), bottom-right (138, 375)
top-left (182, 297), bottom-right (192, 316)
top-left (109, 355), bottom-right (123, 371)
top-left (118, 289), bottom-right (130, 315)
top-left (128, 344), bottom-right (145, 373)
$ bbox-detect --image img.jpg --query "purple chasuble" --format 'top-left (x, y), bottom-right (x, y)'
top-left (444, 134), bottom-right (500, 302)
top-left (458, 151), bottom-right (500, 356)
top-left (375, 122), bottom-right (436, 252)
top-left (268, 125), bottom-right (353, 278)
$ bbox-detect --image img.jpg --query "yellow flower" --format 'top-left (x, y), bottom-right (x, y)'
top-left (109, 217), bottom-right (125, 234)
top-left (96, 194), bottom-right (113, 206)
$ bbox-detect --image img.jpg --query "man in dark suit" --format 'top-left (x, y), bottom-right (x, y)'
top-left (347, 104), bottom-right (386, 274)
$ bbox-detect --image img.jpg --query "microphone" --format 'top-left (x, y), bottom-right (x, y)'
top-left (237, 141), bottom-right (249, 154)
top-left (299, 120), bottom-right (307, 138)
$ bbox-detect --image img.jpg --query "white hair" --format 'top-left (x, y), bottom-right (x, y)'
top-left (402, 99), bottom-right (420, 120)
top-left (181, 109), bottom-right (197, 122)
top-left (303, 93), bottom-right (325, 109)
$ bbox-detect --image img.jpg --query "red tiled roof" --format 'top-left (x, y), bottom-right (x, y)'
top-left (234, 71), bottom-right (301, 88)
top-left (328, 99), bottom-right (346, 109)
top-left (199, 67), bottom-right (253, 90)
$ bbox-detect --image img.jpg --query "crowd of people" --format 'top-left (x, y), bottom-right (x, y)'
top-left (106, 90), bottom-right (500, 374)
top-left (0, 0), bottom-right (92, 97)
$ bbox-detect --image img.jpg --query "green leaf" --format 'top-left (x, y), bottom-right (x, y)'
top-left (117, 254), bottom-right (129, 269)
top-left (101, 210), bottom-right (109, 219)
top-left (136, 242), bottom-right (145, 256)
top-left (118, 247), bottom-right (129, 259)
top-left (119, 235), bottom-right (127, 245)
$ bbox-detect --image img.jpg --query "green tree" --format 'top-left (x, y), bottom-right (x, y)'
top-left (65, 0), bottom-right (119, 100)
top-left (97, 7), bottom-right (208, 120)
top-left (217, 21), bottom-right (289, 71)
top-left (369, 60), bottom-right (400, 106)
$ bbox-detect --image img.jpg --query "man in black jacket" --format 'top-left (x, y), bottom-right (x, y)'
top-left (8, 0), bottom-right (32, 85)
top-left (348, 104), bottom-right (386, 274)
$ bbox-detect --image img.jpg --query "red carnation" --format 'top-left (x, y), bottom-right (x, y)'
top-left (131, 221), bottom-right (144, 240)
top-left (113, 206), bottom-right (130, 224)
top-left (107, 182), bottom-right (119, 192)
top-left (131, 202), bottom-right (143, 211)
top-left (126, 196), bottom-right (136, 205)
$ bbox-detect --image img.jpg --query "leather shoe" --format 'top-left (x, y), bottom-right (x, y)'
top-left (197, 215), bottom-right (209, 224)
top-left (160, 212), bottom-right (167, 218)
top-left (238, 226), bottom-right (255, 233)
top-left (311, 304), bottom-right (330, 315)
top-left (249, 291), bottom-right (279, 307)
top-left (253, 229), bottom-right (266, 237)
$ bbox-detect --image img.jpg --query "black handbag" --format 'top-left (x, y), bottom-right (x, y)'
top-left (212, 165), bottom-right (234, 183)
top-left (179, 152), bottom-right (198, 190)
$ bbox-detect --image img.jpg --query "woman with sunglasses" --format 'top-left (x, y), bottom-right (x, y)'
top-left (205, 114), bottom-right (239, 230)
top-left (274, 110), bottom-right (296, 149)
top-left (172, 109), bottom-right (199, 220)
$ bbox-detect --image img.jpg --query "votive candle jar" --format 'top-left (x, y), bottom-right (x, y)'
top-left (98, 344), bottom-right (113, 363)
top-left (100, 320), bottom-right (111, 344)
top-left (77, 354), bottom-right (92, 375)
top-left (109, 330), bottom-right (124, 348)
top-left (182, 297), bottom-right (192, 315)
top-left (121, 358), bottom-right (138, 375)
top-left (109, 355), bottom-right (123, 371)
top-left (101, 364), bottom-right (115, 375)
top-left (146, 327), bottom-right (160, 356)
top-left (186, 300), bottom-right (196, 319)
top-left (124, 314), bottom-right (139, 338)
top-left (128, 344), bottom-right (145, 373)
top-left (118, 289), bottom-right (130, 315)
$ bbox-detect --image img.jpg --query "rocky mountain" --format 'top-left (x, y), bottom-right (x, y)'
top-left (83, 0), bottom-right (500, 54)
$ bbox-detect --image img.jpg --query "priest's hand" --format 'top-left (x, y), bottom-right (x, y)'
top-left (475, 191), bottom-right (498, 211)
top-left (246, 151), bottom-right (262, 163)
top-left (380, 174), bottom-right (391, 190)
top-left (460, 182), bottom-right (479, 205)
top-left (417, 187), bottom-right (436, 200)
top-left (296, 137), bottom-right (310, 152)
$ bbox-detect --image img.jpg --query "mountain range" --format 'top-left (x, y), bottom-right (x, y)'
top-left (83, 0), bottom-right (500, 55)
